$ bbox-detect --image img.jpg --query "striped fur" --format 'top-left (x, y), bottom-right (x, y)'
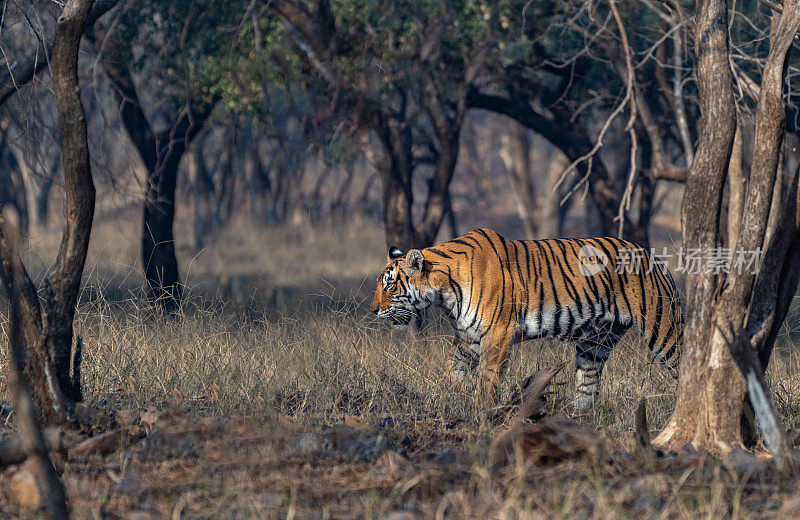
top-left (370, 228), bottom-right (683, 408)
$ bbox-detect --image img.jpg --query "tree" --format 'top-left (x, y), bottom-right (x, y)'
top-left (498, 122), bottom-right (568, 238)
top-left (3, 209), bottom-right (69, 519)
top-left (0, 0), bottom-right (97, 427)
top-left (93, 0), bottom-right (237, 309)
top-left (462, 0), bottom-right (661, 244)
top-left (264, 0), bottom-right (490, 249)
top-left (0, 1), bottom-right (118, 106)
top-left (653, 0), bottom-right (800, 466)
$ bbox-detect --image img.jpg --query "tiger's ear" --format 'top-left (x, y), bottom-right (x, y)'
top-left (404, 249), bottom-right (425, 275)
top-left (388, 245), bottom-right (404, 262)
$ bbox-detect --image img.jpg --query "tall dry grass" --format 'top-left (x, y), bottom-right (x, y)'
top-left (2, 215), bottom-right (800, 450)
top-left (2, 284), bottom-right (689, 451)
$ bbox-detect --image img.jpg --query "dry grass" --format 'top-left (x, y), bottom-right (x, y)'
top-left (3, 215), bottom-right (800, 518)
top-left (68, 292), bottom-right (687, 450)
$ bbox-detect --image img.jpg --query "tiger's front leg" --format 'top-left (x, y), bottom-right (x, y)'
top-left (477, 332), bottom-right (513, 407)
top-left (445, 337), bottom-right (481, 384)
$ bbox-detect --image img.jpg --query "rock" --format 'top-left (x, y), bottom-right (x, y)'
top-left (291, 433), bottom-right (330, 456)
top-left (69, 429), bottom-right (126, 458)
top-left (10, 467), bottom-right (39, 508)
top-left (340, 433), bottom-right (389, 462)
top-left (724, 446), bottom-right (768, 474)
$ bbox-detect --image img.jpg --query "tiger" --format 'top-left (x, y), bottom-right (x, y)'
top-left (370, 228), bottom-right (683, 409)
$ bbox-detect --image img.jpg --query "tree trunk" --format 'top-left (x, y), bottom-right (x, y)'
top-left (500, 122), bottom-right (537, 238)
top-left (43, 0), bottom-right (97, 419)
top-left (443, 191), bottom-right (458, 239)
top-left (142, 163), bottom-right (182, 309)
top-left (0, 131), bottom-right (30, 236)
top-left (538, 142), bottom-right (566, 238)
top-left (765, 145), bottom-right (786, 248)
top-left (97, 23), bottom-right (215, 311)
top-left (0, 0), bottom-right (96, 427)
top-left (185, 145), bottom-right (214, 250)
top-left (3, 209), bottom-right (69, 520)
top-left (381, 170), bottom-right (416, 250)
top-left (656, 0), bottom-right (800, 459)
top-left (417, 133), bottom-right (460, 246)
top-left (653, 0), bottom-right (739, 454)
top-left (373, 113), bottom-right (417, 250)
top-left (0, 0), bottom-right (117, 107)
top-left (727, 119), bottom-right (745, 250)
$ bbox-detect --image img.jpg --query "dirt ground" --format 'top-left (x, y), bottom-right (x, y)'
top-left (4, 396), bottom-right (800, 519)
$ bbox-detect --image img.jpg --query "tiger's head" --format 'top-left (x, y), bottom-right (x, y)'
top-left (370, 246), bottom-right (433, 325)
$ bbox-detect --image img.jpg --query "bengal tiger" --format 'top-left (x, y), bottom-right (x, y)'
top-left (370, 228), bottom-right (683, 409)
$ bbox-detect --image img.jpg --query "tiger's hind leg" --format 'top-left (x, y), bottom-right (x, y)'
top-left (573, 322), bottom-right (629, 410)
top-left (445, 338), bottom-right (481, 384)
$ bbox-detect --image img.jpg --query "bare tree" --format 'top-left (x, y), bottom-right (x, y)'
top-left (0, 0), bottom-right (97, 425)
top-left (654, 0), bottom-right (800, 467)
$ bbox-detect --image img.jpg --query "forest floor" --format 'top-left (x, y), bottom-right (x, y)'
top-left (2, 215), bottom-right (800, 518)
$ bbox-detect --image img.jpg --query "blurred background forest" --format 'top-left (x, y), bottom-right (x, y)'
top-left (6, 0), bottom-right (788, 310)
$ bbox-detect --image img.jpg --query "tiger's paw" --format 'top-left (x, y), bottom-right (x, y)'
top-left (571, 392), bottom-right (600, 412)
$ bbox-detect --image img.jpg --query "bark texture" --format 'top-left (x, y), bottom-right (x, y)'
top-left (656, 0), bottom-right (800, 465)
top-left (0, 0), bottom-right (96, 425)
top-left (3, 209), bottom-right (69, 520)
top-left (653, 0), bottom-right (739, 453)
top-left (46, 0), bottom-right (97, 412)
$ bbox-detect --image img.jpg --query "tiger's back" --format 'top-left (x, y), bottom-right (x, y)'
top-left (434, 229), bottom-right (682, 366)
